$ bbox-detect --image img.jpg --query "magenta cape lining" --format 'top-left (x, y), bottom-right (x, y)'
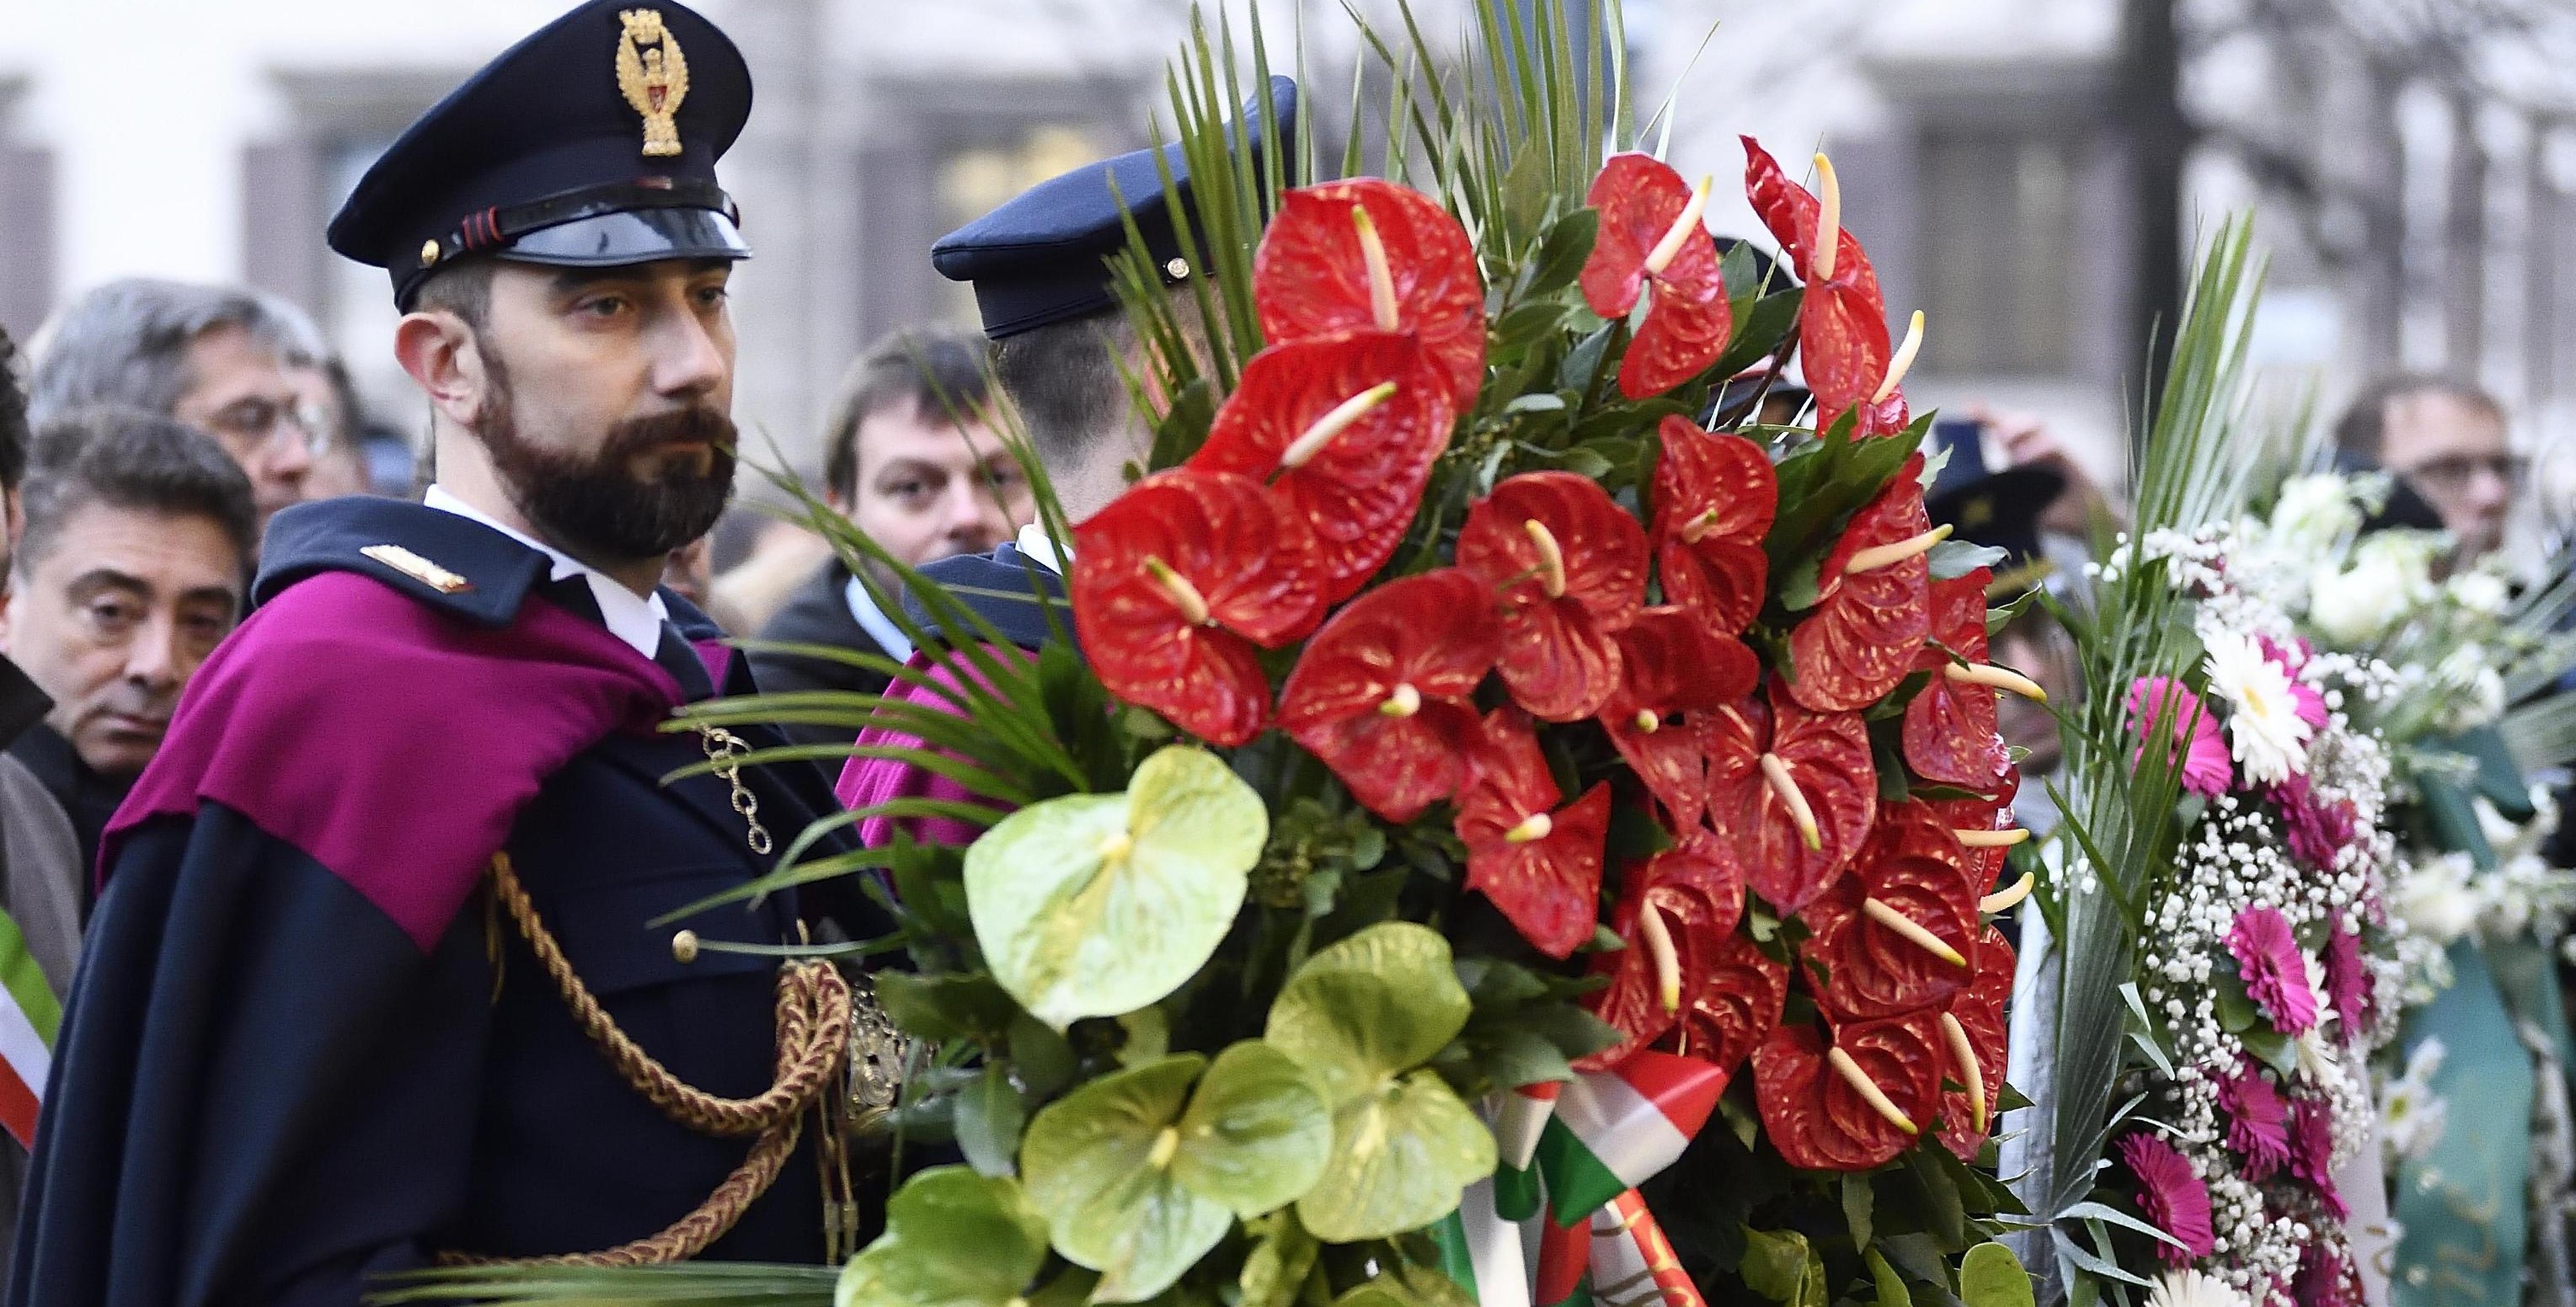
top-left (105, 570), bottom-right (692, 952)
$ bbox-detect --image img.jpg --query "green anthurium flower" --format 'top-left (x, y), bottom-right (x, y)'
top-left (1263, 922), bottom-right (1496, 1242)
top-left (1021, 1043), bottom-right (1333, 1303)
top-left (967, 745), bottom-right (1268, 1030)
top-left (837, 1167), bottom-right (1050, 1307)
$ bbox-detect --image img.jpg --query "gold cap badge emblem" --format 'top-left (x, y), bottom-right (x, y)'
top-left (615, 8), bottom-right (691, 159)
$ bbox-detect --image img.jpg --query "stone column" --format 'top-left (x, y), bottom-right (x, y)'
top-left (713, 0), bottom-right (842, 477)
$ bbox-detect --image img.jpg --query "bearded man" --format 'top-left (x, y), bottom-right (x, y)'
top-left (8, 4), bottom-right (893, 1301)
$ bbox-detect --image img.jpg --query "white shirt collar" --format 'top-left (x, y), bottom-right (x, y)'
top-left (842, 572), bottom-right (916, 665)
top-left (421, 484), bottom-right (671, 659)
top-left (1015, 521), bottom-right (1070, 575)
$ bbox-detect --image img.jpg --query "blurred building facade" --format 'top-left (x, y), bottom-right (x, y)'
top-left (2, 0), bottom-right (2573, 508)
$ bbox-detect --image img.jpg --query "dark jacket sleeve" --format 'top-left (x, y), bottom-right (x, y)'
top-left (10, 804), bottom-right (489, 1307)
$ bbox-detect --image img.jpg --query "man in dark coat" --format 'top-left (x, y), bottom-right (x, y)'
top-left (834, 78), bottom-right (1291, 821)
top-left (0, 328), bottom-right (90, 1279)
top-left (9, 4), bottom-right (893, 1301)
top-left (751, 326), bottom-right (1026, 745)
top-left (3, 410), bottom-right (258, 884)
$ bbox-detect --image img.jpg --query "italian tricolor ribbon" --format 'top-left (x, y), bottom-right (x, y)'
top-left (1531, 1051), bottom-right (1726, 1225)
top-left (1435, 1176), bottom-right (1534, 1307)
top-left (1455, 1053), bottom-right (1727, 1305)
top-left (0, 907), bottom-right (60, 1149)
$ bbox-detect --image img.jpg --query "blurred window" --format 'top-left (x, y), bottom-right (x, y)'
top-left (0, 80), bottom-right (54, 344)
top-left (1919, 128), bottom-right (2076, 375)
top-left (245, 71), bottom-right (462, 437)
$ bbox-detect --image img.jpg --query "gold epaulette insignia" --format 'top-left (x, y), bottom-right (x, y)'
top-left (616, 9), bottom-right (690, 158)
top-left (361, 543), bottom-right (473, 594)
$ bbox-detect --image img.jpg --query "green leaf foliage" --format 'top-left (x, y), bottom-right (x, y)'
top-left (1519, 206), bottom-right (1599, 301)
top-left (1863, 1250), bottom-right (1909, 1307)
top-left (1264, 923), bottom-right (1494, 1240)
top-left (1238, 1212), bottom-right (1322, 1307)
top-left (1265, 923), bottom-right (1472, 1102)
top-left (1737, 1227), bottom-right (1826, 1307)
top-left (1292, 1067), bottom-right (1495, 1243)
top-left (373, 1263), bottom-right (841, 1305)
top-left (875, 973), bottom-right (1018, 1047)
top-left (1174, 1042), bottom-right (1337, 1216)
top-left (1020, 1056), bottom-right (1227, 1302)
top-left (1763, 414), bottom-right (1927, 588)
top-left (1927, 538), bottom-right (2010, 581)
top-left (967, 746), bottom-right (1268, 1028)
top-left (837, 1168), bottom-right (1049, 1307)
top-left (955, 1064), bottom-right (1027, 1178)
top-left (1959, 1243), bottom-right (2035, 1307)
top-left (1019, 1046), bottom-right (1333, 1303)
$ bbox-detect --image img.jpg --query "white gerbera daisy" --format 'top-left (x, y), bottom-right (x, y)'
top-left (2202, 629), bottom-right (2311, 784)
top-left (2146, 1268), bottom-right (2249, 1307)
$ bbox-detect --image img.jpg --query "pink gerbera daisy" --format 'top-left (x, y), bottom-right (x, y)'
top-left (2270, 771), bottom-right (2358, 872)
top-left (2227, 904), bottom-right (2318, 1036)
top-left (2295, 1241), bottom-right (2360, 1307)
top-left (2118, 1132), bottom-right (2216, 1265)
top-left (2127, 676), bottom-right (2232, 798)
top-left (2287, 1096), bottom-right (2347, 1219)
top-left (2219, 1066), bottom-right (2293, 1179)
top-left (2323, 920), bottom-right (2371, 1033)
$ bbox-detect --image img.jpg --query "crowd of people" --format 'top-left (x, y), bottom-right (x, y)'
top-left (0, 0), bottom-right (2548, 1299)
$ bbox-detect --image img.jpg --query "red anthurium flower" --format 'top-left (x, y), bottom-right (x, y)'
top-left (1937, 923), bottom-right (2013, 1160)
top-left (1278, 568), bottom-right (1501, 822)
top-left (1193, 330), bottom-right (1457, 603)
top-left (1702, 680), bottom-right (1877, 913)
top-left (1854, 392), bottom-right (1911, 440)
top-left (1786, 458), bottom-right (1936, 713)
top-left (1456, 707), bottom-right (1613, 958)
top-left (1579, 842), bottom-right (1744, 1071)
top-left (1601, 606), bottom-right (1758, 830)
top-left (1903, 568), bottom-right (2012, 789)
top-left (1754, 1014), bottom-right (1942, 1171)
top-left (1254, 179), bottom-right (1487, 409)
top-left (1457, 472), bottom-right (1649, 722)
top-left (1800, 802), bottom-right (1982, 1022)
top-left (1667, 926), bottom-right (1789, 1083)
top-left (1927, 767), bottom-right (2028, 891)
top-left (1071, 468), bottom-right (1323, 747)
top-left (1580, 153), bottom-right (1734, 400)
top-left (1652, 416), bottom-right (1777, 638)
top-left (1741, 137), bottom-right (1899, 429)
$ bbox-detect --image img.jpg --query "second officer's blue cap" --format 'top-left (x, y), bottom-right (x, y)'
top-left (327, 0), bottom-right (755, 310)
top-left (933, 76), bottom-right (1298, 340)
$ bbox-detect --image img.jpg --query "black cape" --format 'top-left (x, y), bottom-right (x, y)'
top-left (10, 499), bottom-right (887, 1305)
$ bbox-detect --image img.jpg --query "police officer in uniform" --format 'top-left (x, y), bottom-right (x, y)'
top-left (11, 3), bottom-right (894, 1299)
top-left (868, 77), bottom-right (1298, 654)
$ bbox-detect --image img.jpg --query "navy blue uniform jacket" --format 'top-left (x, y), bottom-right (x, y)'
top-left (8, 498), bottom-right (885, 1304)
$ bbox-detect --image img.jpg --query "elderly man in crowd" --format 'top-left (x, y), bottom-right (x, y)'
top-left (0, 410), bottom-right (255, 883)
top-left (2333, 374), bottom-right (2521, 563)
top-left (749, 325), bottom-right (1029, 742)
top-left (27, 280), bottom-right (330, 535)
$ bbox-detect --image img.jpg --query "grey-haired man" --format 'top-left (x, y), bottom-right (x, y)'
top-left (28, 280), bottom-right (330, 533)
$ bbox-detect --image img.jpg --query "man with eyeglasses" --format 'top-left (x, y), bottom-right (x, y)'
top-left (2333, 374), bottom-right (2523, 563)
top-left (26, 280), bottom-right (329, 536)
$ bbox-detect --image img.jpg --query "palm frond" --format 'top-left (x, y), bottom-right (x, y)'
top-left (2504, 692), bottom-right (2576, 776)
top-left (2032, 218), bottom-right (2268, 1265)
top-left (367, 1262), bottom-right (839, 1305)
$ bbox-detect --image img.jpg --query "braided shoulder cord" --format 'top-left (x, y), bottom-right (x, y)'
top-left (436, 854), bottom-right (852, 1267)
